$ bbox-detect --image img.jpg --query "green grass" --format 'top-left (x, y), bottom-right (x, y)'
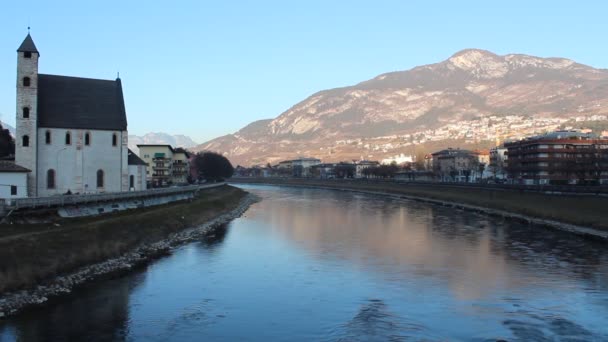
top-left (0, 185), bottom-right (247, 293)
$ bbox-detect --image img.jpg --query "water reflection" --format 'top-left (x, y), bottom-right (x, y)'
top-left (1, 184), bottom-right (607, 341)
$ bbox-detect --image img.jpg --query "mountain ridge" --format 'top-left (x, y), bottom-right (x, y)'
top-left (196, 49), bottom-right (608, 166)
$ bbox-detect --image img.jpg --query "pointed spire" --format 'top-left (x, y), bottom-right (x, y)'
top-left (17, 33), bottom-right (39, 54)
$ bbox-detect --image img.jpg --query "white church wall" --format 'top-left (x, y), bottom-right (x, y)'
top-left (37, 128), bottom-right (127, 196)
top-left (128, 164), bottom-right (147, 191)
top-left (0, 172), bottom-right (28, 200)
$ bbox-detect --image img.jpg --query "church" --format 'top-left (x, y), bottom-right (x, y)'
top-left (15, 33), bottom-right (144, 197)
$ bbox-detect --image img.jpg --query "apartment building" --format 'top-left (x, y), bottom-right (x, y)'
top-left (505, 131), bottom-right (608, 185)
top-left (137, 145), bottom-right (191, 186)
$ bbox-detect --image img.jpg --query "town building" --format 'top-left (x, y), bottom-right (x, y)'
top-left (15, 34), bottom-right (129, 197)
top-left (431, 148), bottom-right (481, 182)
top-left (381, 153), bottom-right (413, 165)
top-left (355, 160), bottom-right (380, 178)
top-left (137, 145), bottom-right (174, 187)
top-left (127, 149), bottom-right (147, 191)
top-left (0, 161), bottom-right (30, 200)
top-left (489, 147), bottom-right (508, 180)
top-left (504, 130), bottom-right (608, 185)
top-left (172, 148), bottom-right (191, 184)
top-left (276, 157), bottom-right (321, 177)
top-left (310, 163), bottom-right (336, 179)
top-left (137, 145), bottom-right (192, 186)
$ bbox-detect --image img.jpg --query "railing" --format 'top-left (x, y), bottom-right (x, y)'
top-left (8, 183), bottom-right (226, 210)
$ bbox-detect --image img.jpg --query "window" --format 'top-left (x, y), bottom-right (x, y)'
top-left (65, 132), bottom-right (71, 145)
top-left (112, 133), bottom-right (118, 146)
top-left (47, 169), bottom-right (56, 189)
top-left (24, 51), bottom-right (32, 58)
top-left (97, 169), bottom-right (104, 188)
top-left (23, 77), bottom-right (30, 87)
top-left (23, 107), bottom-right (30, 118)
top-left (45, 131), bottom-right (51, 144)
top-left (22, 135), bottom-right (29, 147)
top-left (130, 175), bottom-right (135, 188)
top-left (85, 132), bottom-right (90, 146)
top-left (10, 185), bottom-right (17, 195)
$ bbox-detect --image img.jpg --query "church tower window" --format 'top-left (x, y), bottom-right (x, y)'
top-left (24, 51), bottom-right (31, 58)
top-left (47, 169), bottom-right (56, 189)
top-left (23, 107), bottom-right (29, 118)
top-left (23, 77), bottom-right (30, 87)
top-left (112, 133), bottom-right (118, 146)
top-left (97, 170), bottom-right (104, 188)
top-left (85, 132), bottom-right (91, 146)
top-left (45, 131), bottom-right (51, 144)
top-left (22, 135), bottom-right (29, 147)
top-left (65, 132), bottom-right (71, 145)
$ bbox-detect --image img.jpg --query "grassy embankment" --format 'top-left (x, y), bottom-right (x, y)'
top-left (0, 185), bottom-right (247, 294)
top-left (234, 178), bottom-right (608, 231)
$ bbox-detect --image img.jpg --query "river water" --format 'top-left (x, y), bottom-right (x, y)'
top-left (1, 184), bottom-right (608, 341)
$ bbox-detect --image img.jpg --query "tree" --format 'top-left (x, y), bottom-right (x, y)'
top-left (0, 124), bottom-right (15, 158)
top-left (192, 151), bottom-right (234, 181)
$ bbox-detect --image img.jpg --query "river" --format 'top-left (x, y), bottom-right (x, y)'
top-left (1, 184), bottom-right (607, 341)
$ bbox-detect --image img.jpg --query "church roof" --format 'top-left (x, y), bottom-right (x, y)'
top-left (17, 34), bottom-right (39, 54)
top-left (128, 149), bottom-right (148, 166)
top-left (37, 74), bottom-right (128, 131)
top-left (0, 161), bottom-right (31, 173)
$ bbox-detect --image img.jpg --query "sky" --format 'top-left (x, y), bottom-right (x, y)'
top-left (1, 1), bottom-right (607, 143)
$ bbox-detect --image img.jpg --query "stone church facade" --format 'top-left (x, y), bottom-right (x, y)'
top-left (15, 33), bottom-right (133, 197)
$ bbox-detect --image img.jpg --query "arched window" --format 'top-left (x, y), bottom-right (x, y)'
top-left (97, 169), bottom-right (104, 188)
top-left (45, 131), bottom-right (51, 144)
top-left (22, 107), bottom-right (30, 118)
top-left (65, 131), bottom-right (71, 145)
top-left (23, 77), bottom-right (30, 87)
top-left (112, 133), bottom-right (118, 146)
top-left (22, 135), bottom-right (29, 147)
top-left (24, 51), bottom-right (32, 59)
top-left (85, 132), bottom-right (91, 146)
top-left (47, 169), bottom-right (56, 189)
top-left (129, 175), bottom-right (135, 189)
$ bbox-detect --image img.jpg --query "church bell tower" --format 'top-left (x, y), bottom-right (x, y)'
top-left (16, 32), bottom-right (40, 197)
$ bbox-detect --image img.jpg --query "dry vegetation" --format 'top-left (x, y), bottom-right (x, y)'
top-left (0, 185), bottom-right (247, 293)
top-left (235, 178), bottom-right (608, 231)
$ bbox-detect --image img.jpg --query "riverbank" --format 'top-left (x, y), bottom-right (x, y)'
top-left (0, 185), bottom-right (256, 317)
top-left (231, 178), bottom-right (608, 240)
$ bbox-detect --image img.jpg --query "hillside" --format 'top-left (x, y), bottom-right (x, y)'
top-left (196, 49), bottom-right (608, 166)
top-left (128, 133), bottom-right (198, 153)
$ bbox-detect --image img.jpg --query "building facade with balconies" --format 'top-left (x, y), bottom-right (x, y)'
top-left (137, 145), bottom-right (174, 187)
top-left (504, 131), bottom-right (608, 185)
top-left (171, 148), bottom-right (191, 184)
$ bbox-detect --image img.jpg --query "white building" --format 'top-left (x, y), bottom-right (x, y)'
top-left (128, 149), bottom-right (148, 191)
top-left (0, 161), bottom-right (30, 201)
top-left (381, 154), bottom-right (413, 165)
top-left (15, 33), bottom-right (130, 196)
top-left (355, 160), bottom-right (380, 178)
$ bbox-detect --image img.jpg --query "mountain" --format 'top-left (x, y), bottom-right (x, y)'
top-left (129, 133), bottom-right (198, 153)
top-left (196, 49), bottom-right (608, 166)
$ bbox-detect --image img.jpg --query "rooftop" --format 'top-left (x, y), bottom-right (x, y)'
top-left (0, 161), bottom-right (31, 173)
top-left (38, 74), bottom-right (127, 131)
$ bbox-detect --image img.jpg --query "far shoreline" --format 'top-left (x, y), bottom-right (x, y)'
top-left (231, 178), bottom-right (608, 241)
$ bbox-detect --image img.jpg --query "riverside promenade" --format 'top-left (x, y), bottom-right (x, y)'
top-left (0, 183), bottom-right (226, 217)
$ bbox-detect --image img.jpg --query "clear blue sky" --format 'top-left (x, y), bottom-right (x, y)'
top-left (1, 1), bottom-right (606, 143)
